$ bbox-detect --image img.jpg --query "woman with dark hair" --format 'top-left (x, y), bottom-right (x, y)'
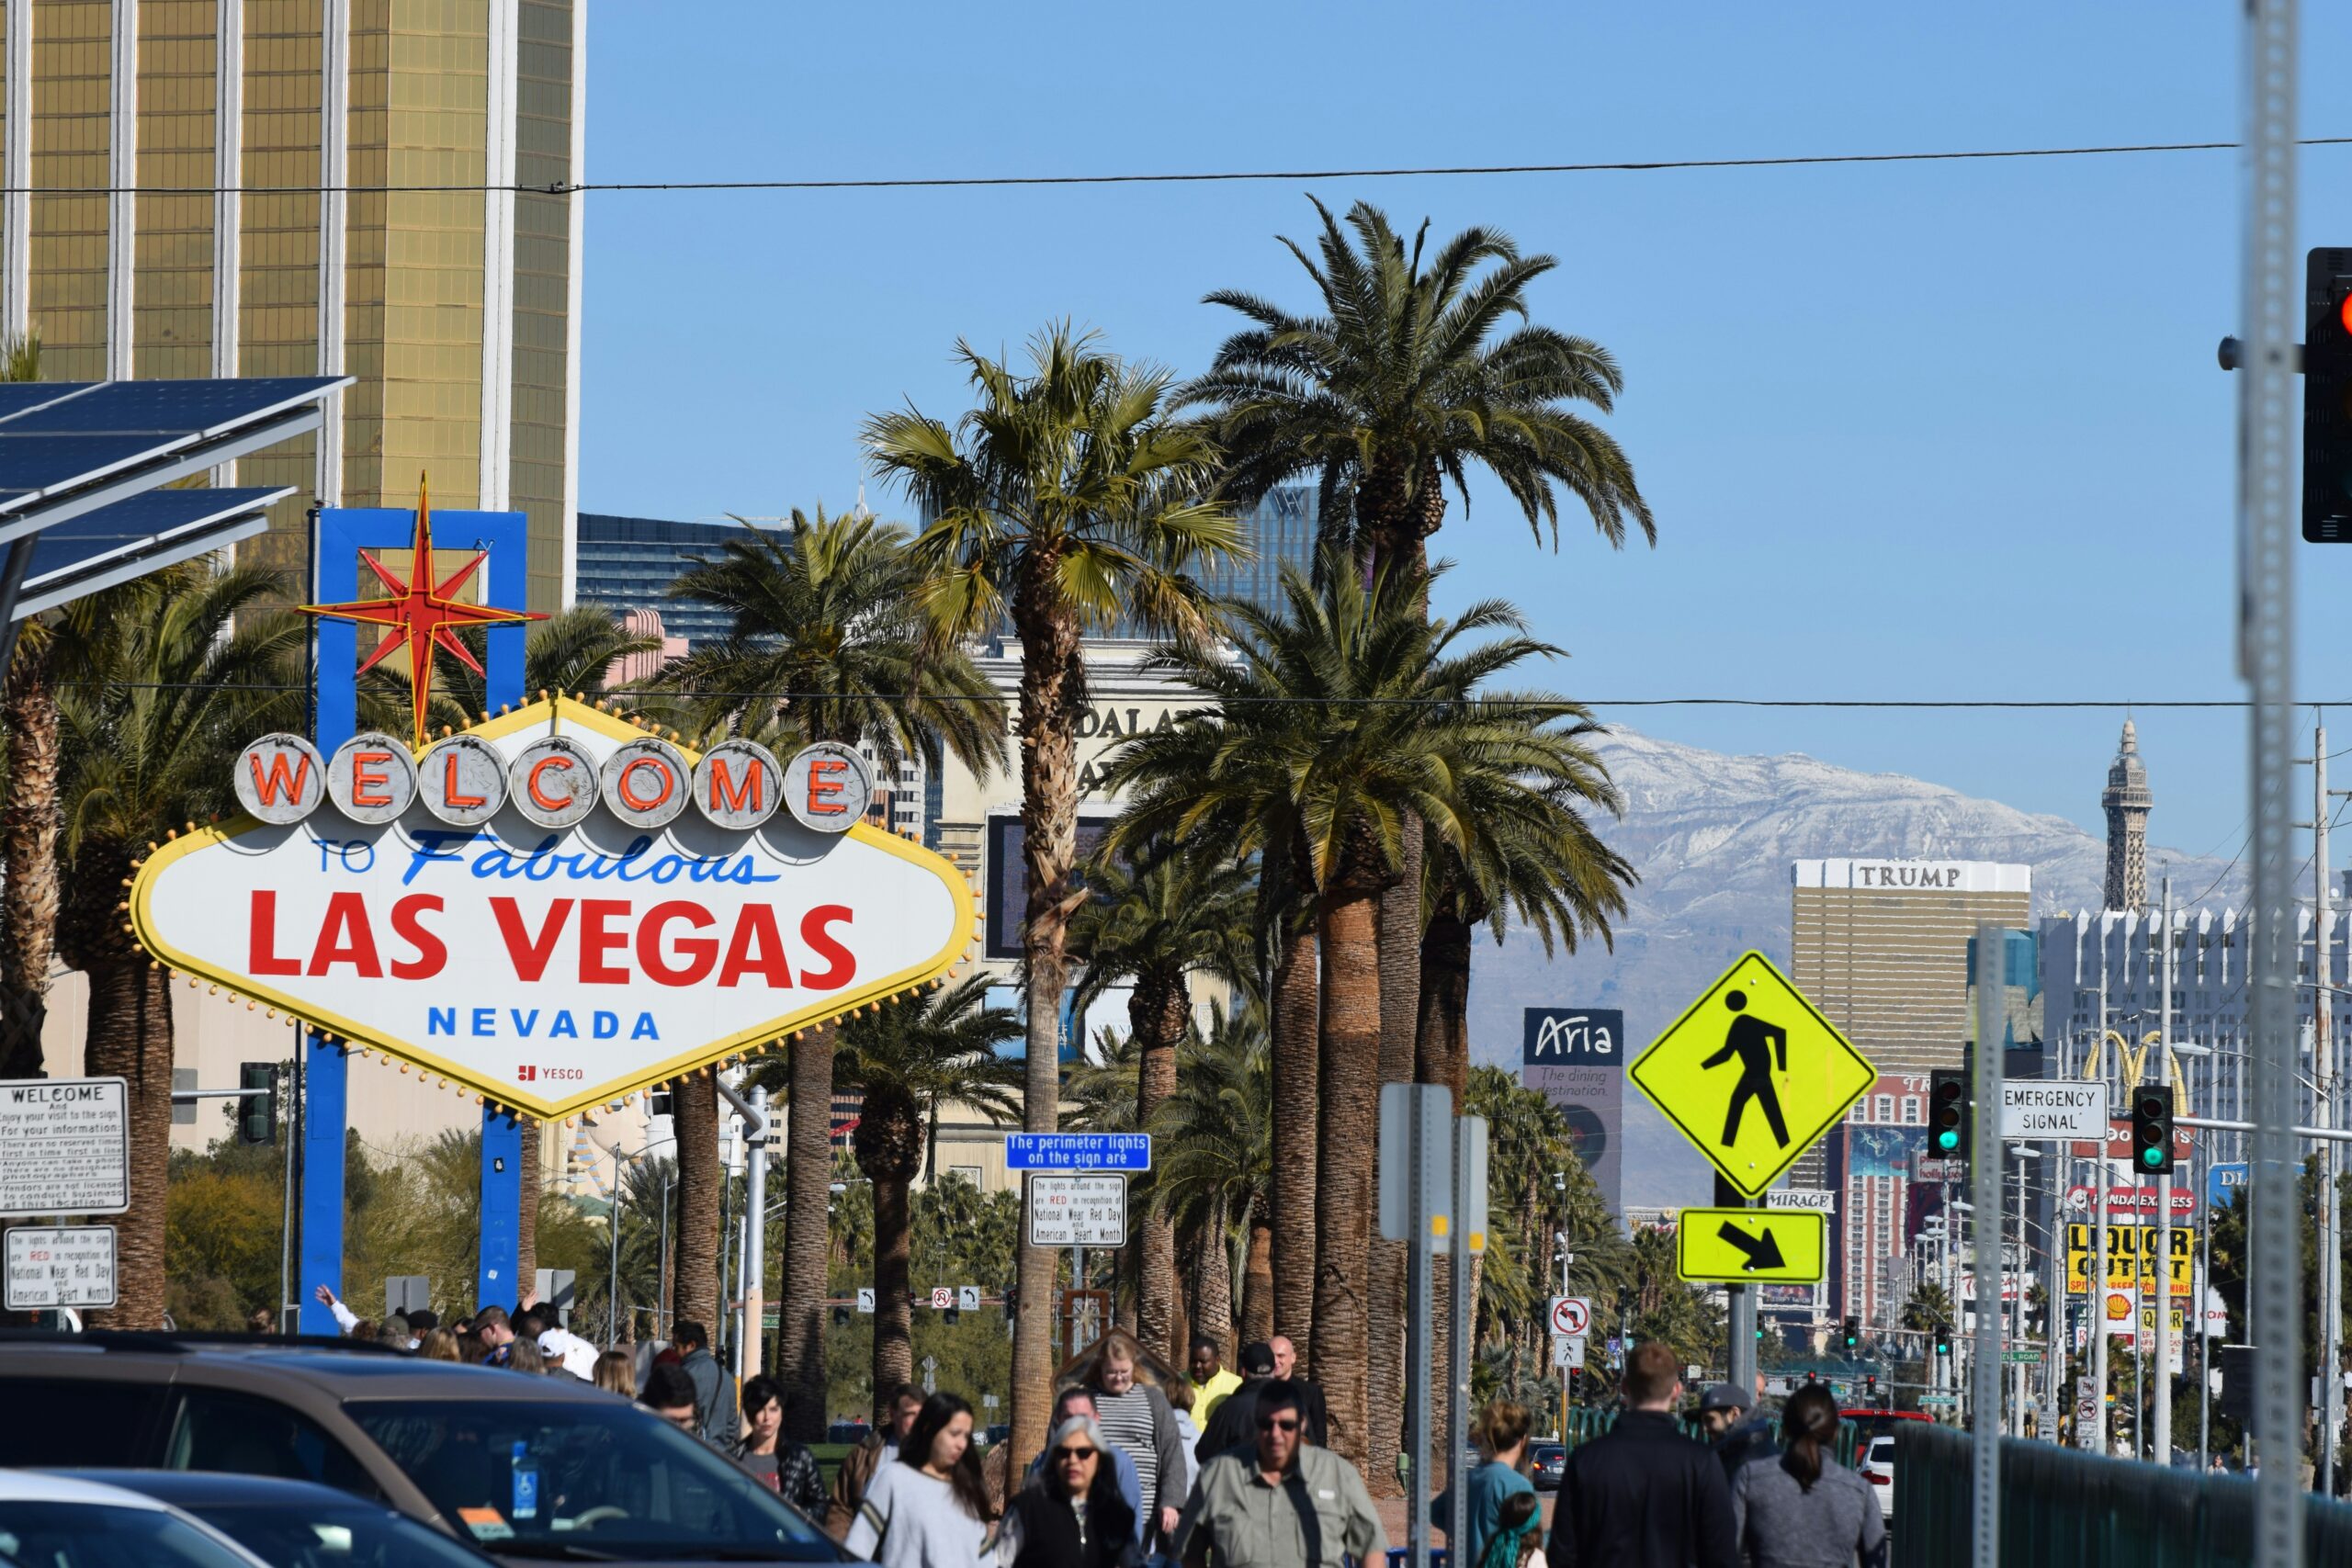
top-left (992, 1413), bottom-right (1139, 1568)
top-left (1731, 1384), bottom-right (1887, 1568)
top-left (844, 1392), bottom-right (993, 1567)
top-left (732, 1374), bottom-right (827, 1517)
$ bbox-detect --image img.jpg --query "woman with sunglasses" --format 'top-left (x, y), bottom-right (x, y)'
top-left (993, 1413), bottom-right (1141, 1568)
top-left (845, 1392), bottom-right (995, 1567)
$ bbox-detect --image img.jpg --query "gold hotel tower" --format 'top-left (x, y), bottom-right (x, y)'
top-left (0, 0), bottom-right (582, 610)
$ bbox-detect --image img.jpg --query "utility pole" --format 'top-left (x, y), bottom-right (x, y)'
top-left (2317, 721), bottom-right (2344, 1490)
top-left (2155, 876), bottom-right (2174, 1463)
top-left (2092, 980), bottom-right (2109, 1454)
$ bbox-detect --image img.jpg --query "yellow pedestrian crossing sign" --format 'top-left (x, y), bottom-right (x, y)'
top-left (1676, 1208), bottom-right (1827, 1284)
top-left (1630, 951), bottom-right (1875, 1199)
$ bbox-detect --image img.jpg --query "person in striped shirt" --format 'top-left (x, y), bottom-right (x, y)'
top-left (1077, 1329), bottom-right (1187, 1546)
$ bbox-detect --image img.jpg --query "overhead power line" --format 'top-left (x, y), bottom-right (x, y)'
top-left (11, 136), bottom-right (2352, 197)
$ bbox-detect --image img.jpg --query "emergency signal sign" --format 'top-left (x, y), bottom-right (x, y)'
top-left (1630, 952), bottom-right (1876, 1198)
top-left (130, 697), bottom-right (975, 1120)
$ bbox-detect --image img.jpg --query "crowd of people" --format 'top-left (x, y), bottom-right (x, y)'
top-left (288, 1289), bottom-right (1886, 1568)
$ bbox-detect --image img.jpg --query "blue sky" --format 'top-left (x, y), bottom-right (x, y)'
top-left (579, 2), bottom-right (2352, 869)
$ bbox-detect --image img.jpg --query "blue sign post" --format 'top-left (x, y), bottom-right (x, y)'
top-left (1004, 1133), bottom-right (1151, 1171)
top-left (295, 503), bottom-right (527, 1336)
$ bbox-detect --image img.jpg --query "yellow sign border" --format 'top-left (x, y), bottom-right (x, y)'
top-left (1629, 949), bottom-right (1875, 1198)
top-left (1675, 1206), bottom-right (1828, 1284)
top-left (129, 697), bottom-right (978, 1120)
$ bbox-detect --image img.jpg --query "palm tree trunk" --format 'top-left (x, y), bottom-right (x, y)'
top-left (1416, 907), bottom-right (1474, 1104)
top-left (777, 1022), bottom-right (834, 1442)
top-left (1133, 969), bottom-right (1187, 1366)
top-left (1241, 1195), bottom-right (1274, 1345)
top-left (1270, 900), bottom-right (1318, 1356)
top-left (872, 1172), bottom-right (914, 1412)
top-left (670, 1071), bottom-right (722, 1331)
top-left (1194, 1193), bottom-right (1233, 1361)
top-left (0, 640), bottom-right (58, 1079)
top-left (516, 1115), bottom-right (539, 1299)
top-left (1366, 827), bottom-right (1419, 1497)
top-left (80, 954), bottom-right (172, 1326)
top-left (1010, 585), bottom-right (1083, 1465)
top-left (1311, 881), bottom-right (1383, 1472)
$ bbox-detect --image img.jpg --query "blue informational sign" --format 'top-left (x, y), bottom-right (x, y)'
top-left (2209, 1162), bottom-right (2249, 1209)
top-left (1005, 1133), bottom-right (1151, 1171)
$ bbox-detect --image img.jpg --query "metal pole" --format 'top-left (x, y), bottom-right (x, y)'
top-left (1447, 1117), bottom-right (1483, 1562)
top-left (1405, 1089), bottom-right (1441, 1568)
top-left (2015, 1154), bottom-right (2029, 1436)
top-left (1971, 922), bottom-right (2005, 1567)
top-left (2239, 0), bottom-right (2304, 1546)
top-left (2094, 1132), bottom-right (2110, 1453)
top-left (2315, 723), bottom-right (2345, 1494)
top-left (609, 1149), bottom-right (622, 1347)
top-left (279, 1041), bottom-right (300, 1332)
top-left (742, 1085), bottom-right (769, 1378)
top-left (2157, 877), bottom-right (2174, 1462)
top-left (658, 1173), bottom-right (672, 1340)
top-left (2201, 1146), bottom-right (2213, 1470)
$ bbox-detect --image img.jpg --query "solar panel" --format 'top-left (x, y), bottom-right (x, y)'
top-left (12, 485), bottom-right (291, 620)
top-left (0, 376), bottom-right (347, 517)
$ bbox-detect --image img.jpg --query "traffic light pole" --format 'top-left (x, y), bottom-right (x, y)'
top-left (2093, 1132), bottom-right (2110, 1453)
top-left (1970, 923), bottom-right (2006, 1568)
top-left (2155, 877), bottom-right (2173, 1463)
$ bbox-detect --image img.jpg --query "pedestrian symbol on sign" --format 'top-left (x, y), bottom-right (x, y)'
top-left (1701, 990), bottom-right (1790, 1148)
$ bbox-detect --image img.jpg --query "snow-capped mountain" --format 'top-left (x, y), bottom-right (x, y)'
top-left (1464, 729), bottom-right (2245, 1206)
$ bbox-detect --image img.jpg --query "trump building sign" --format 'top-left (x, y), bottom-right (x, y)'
top-left (129, 697), bottom-right (976, 1120)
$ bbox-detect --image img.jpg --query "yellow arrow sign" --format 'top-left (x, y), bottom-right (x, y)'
top-left (1630, 950), bottom-right (1876, 1198)
top-left (1676, 1207), bottom-right (1827, 1284)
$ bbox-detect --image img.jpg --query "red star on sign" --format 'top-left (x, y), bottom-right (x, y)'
top-left (299, 476), bottom-right (547, 749)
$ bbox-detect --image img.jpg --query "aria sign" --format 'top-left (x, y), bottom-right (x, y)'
top-left (130, 698), bottom-right (975, 1120)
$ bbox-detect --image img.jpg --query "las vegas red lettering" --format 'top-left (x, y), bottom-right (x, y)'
top-left (249, 889), bottom-right (854, 989)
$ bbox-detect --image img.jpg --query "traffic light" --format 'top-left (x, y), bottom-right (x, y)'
top-left (2306, 248), bottom-right (2352, 541)
top-left (236, 1062), bottom-right (276, 1145)
top-left (1865, 1373), bottom-right (1879, 1402)
top-left (1933, 1325), bottom-right (1953, 1359)
top-left (1929, 1071), bottom-right (1971, 1166)
top-left (1840, 1316), bottom-right (1860, 1353)
top-left (831, 1305), bottom-right (850, 1329)
top-left (2132, 1084), bottom-right (2177, 1177)
top-left (1003, 1288), bottom-right (1017, 1323)
top-left (944, 1305), bottom-right (961, 1326)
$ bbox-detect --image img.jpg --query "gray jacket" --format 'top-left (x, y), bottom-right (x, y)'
top-left (679, 1346), bottom-right (738, 1450)
top-left (1730, 1451), bottom-right (1886, 1568)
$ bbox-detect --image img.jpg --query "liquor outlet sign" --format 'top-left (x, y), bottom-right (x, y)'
top-left (129, 699), bottom-right (976, 1119)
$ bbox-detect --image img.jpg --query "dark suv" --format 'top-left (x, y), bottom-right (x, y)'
top-left (0, 1332), bottom-right (846, 1564)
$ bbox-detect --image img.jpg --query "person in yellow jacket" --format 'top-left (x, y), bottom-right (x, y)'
top-left (1189, 1337), bottom-right (1244, 1434)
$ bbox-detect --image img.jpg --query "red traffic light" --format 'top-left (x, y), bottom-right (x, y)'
top-left (2340, 289), bottom-right (2352, 337)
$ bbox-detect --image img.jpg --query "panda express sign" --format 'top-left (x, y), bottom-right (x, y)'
top-left (128, 697), bottom-right (975, 1120)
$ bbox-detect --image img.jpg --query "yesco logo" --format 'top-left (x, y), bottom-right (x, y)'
top-left (1522, 1009), bottom-right (1625, 1067)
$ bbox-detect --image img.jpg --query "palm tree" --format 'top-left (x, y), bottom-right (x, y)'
top-left (54, 561), bottom-right (304, 1324)
top-left (1069, 842), bottom-right (1253, 1363)
top-left (864, 323), bottom-right (1241, 1459)
top-left (0, 333), bottom-right (53, 1080)
top-left (760, 975), bottom-right (1019, 1416)
top-left (1099, 558), bottom-right (1601, 1474)
top-left (657, 506), bottom-right (1006, 1440)
top-left (1149, 1001), bottom-right (1272, 1354)
top-left (1182, 197), bottom-right (1654, 577)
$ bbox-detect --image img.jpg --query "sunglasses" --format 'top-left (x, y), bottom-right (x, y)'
top-left (1052, 1447), bottom-right (1100, 1462)
top-left (1256, 1416), bottom-right (1301, 1432)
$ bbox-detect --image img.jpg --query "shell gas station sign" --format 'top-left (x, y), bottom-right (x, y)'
top-left (128, 698), bottom-right (976, 1120)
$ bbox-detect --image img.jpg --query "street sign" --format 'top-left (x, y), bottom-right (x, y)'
top-left (930, 1287), bottom-right (952, 1309)
top-left (2064, 1221), bottom-right (2195, 1298)
top-left (2000, 1082), bottom-right (2109, 1141)
top-left (1027, 1174), bottom-right (1127, 1246)
top-left (1376, 1083), bottom-right (1453, 1248)
top-left (1550, 1295), bottom-right (1592, 1337)
top-left (1920, 1393), bottom-right (1960, 1407)
top-left (1674, 1207), bottom-right (1828, 1284)
top-left (5, 1224), bottom-right (118, 1309)
top-left (1629, 952), bottom-right (1874, 1197)
top-left (2004, 1348), bottom-right (2042, 1363)
top-left (856, 1287), bottom-right (875, 1314)
top-left (1553, 1334), bottom-right (1587, 1370)
top-left (0, 1077), bottom-right (130, 1218)
top-left (957, 1285), bottom-right (980, 1312)
top-left (1765, 1188), bottom-right (1836, 1213)
top-left (1004, 1133), bottom-right (1149, 1171)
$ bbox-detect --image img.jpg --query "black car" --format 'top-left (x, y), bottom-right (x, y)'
top-left (0, 1332), bottom-right (847, 1565)
top-left (1529, 1442), bottom-right (1567, 1491)
top-left (51, 1472), bottom-right (505, 1568)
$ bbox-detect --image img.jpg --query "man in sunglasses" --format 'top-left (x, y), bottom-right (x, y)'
top-left (1171, 1381), bottom-right (1385, 1568)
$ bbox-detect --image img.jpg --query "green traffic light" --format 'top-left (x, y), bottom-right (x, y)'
top-left (1937, 1130), bottom-right (1959, 1151)
top-left (2142, 1146), bottom-right (2164, 1168)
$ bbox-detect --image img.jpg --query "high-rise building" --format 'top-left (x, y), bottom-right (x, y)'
top-left (574, 513), bottom-right (753, 648)
top-left (0, 0), bottom-right (584, 611)
top-left (2102, 718), bottom-right (2154, 911)
top-left (1790, 859), bottom-right (2033, 1078)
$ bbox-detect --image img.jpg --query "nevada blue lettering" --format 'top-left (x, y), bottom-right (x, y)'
top-left (428, 1007), bottom-right (658, 1042)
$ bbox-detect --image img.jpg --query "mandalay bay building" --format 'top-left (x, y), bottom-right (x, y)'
top-left (0, 0), bottom-right (582, 611)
